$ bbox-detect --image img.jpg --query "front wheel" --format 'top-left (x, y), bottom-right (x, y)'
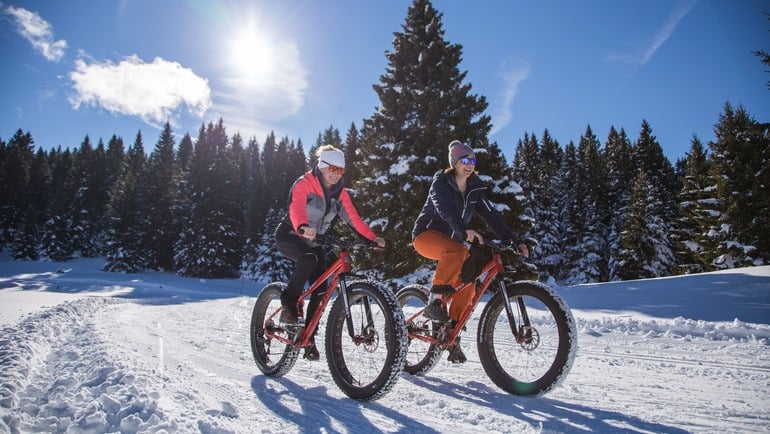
top-left (250, 282), bottom-right (300, 377)
top-left (477, 281), bottom-right (577, 396)
top-left (326, 280), bottom-right (407, 401)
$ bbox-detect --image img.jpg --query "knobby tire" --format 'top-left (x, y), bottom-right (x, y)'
top-left (326, 280), bottom-right (408, 401)
top-left (396, 284), bottom-right (444, 376)
top-left (250, 282), bottom-right (300, 377)
top-left (477, 280), bottom-right (577, 396)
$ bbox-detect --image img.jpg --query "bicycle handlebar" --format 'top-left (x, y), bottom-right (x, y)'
top-left (476, 238), bottom-right (524, 256)
top-left (301, 230), bottom-right (380, 251)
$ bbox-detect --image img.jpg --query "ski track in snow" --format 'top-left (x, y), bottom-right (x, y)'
top-left (1, 261), bottom-right (769, 433)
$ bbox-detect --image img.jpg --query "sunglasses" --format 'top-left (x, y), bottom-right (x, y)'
top-left (321, 161), bottom-right (345, 174)
top-left (460, 156), bottom-right (477, 165)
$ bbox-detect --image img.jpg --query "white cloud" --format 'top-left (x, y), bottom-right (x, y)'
top-left (490, 64), bottom-right (531, 135)
top-left (69, 55), bottom-right (212, 127)
top-left (5, 6), bottom-right (67, 62)
top-left (213, 38), bottom-right (308, 140)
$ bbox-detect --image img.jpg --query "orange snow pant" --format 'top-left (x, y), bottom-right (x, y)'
top-left (413, 229), bottom-right (473, 322)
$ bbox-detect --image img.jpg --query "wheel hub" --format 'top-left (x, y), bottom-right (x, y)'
top-left (517, 325), bottom-right (540, 351)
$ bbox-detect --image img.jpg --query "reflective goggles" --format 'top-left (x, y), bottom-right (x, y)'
top-left (460, 156), bottom-right (477, 165)
top-left (321, 161), bottom-right (346, 174)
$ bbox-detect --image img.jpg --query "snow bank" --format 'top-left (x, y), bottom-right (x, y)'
top-left (578, 315), bottom-right (770, 344)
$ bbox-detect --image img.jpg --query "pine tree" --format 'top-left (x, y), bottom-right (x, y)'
top-left (508, 132), bottom-right (540, 278)
top-left (259, 132), bottom-right (280, 211)
top-left (103, 133), bottom-right (147, 272)
top-left (604, 127), bottom-right (636, 280)
top-left (565, 126), bottom-right (609, 284)
top-left (242, 208), bottom-right (293, 281)
top-left (10, 146), bottom-right (51, 260)
top-left (10, 207), bottom-right (38, 260)
top-left (105, 135), bottom-right (125, 184)
top-left (0, 135), bottom-right (6, 248)
top-left (357, 0), bottom-right (518, 277)
top-left (69, 136), bottom-right (111, 257)
top-left (557, 141), bottom-right (579, 282)
top-left (709, 103), bottom-right (770, 266)
top-left (635, 120), bottom-right (679, 210)
top-left (1, 130), bottom-right (35, 247)
top-left (630, 120), bottom-right (677, 276)
top-left (177, 133), bottom-right (194, 173)
top-left (143, 123), bottom-right (179, 270)
top-left (529, 130), bottom-right (564, 281)
top-left (616, 169), bottom-right (676, 279)
top-left (343, 123), bottom-right (363, 184)
top-left (675, 136), bottom-right (721, 273)
top-left (28, 149), bottom-right (51, 232)
top-left (174, 120), bottom-right (243, 278)
top-left (243, 137), bottom-right (264, 243)
top-left (616, 170), bottom-right (653, 279)
top-left (244, 134), bottom-right (307, 281)
top-left (41, 147), bottom-right (76, 261)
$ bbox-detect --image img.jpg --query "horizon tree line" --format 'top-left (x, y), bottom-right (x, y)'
top-left (1, 100), bottom-right (766, 284)
top-left (1, 0), bottom-right (767, 285)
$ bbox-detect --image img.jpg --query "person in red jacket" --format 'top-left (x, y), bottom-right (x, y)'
top-left (274, 145), bottom-right (385, 360)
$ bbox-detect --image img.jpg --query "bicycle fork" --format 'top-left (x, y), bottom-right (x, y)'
top-left (497, 280), bottom-right (534, 345)
top-left (339, 275), bottom-right (376, 345)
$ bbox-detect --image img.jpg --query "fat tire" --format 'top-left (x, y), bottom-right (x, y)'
top-left (477, 280), bottom-right (577, 396)
top-left (395, 284), bottom-right (443, 376)
top-left (250, 282), bottom-right (300, 377)
top-left (326, 280), bottom-right (407, 401)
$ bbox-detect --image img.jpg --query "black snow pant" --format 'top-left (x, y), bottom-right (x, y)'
top-left (275, 225), bottom-right (328, 334)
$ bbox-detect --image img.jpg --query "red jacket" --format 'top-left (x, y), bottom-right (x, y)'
top-left (286, 168), bottom-right (377, 241)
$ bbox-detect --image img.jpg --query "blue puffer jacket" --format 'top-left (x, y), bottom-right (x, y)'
top-left (412, 169), bottom-right (520, 244)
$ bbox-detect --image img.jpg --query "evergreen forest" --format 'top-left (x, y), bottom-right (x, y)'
top-left (2, 0), bottom-right (768, 285)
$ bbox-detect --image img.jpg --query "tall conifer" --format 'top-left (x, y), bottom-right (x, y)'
top-left (356, 0), bottom-right (521, 276)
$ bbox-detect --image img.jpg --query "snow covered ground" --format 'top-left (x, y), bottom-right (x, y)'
top-left (1, 255), bottom-right (768, 434)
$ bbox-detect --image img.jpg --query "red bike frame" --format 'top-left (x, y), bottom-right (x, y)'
top-left (264, 250), bottom-right (353, 348)
top-left (405, 250), bottom-right (507, 347)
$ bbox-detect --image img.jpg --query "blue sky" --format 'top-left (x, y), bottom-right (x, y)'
top-left (2, 0), bottom-right (768, 162)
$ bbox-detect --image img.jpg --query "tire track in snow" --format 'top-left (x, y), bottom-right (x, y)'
top-left (0, 298), bottom-right (176, 433)
top-left (578, 347), bottom-right (770, 373)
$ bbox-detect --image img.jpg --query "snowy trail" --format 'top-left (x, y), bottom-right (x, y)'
top-left (96, 295), bottom-right (770, 433)
top-left (1, 260), bottom-right (769, 433)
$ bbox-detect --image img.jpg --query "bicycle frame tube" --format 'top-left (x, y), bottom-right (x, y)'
top-left (266, 251), bottom-right (353, 347)
top-left (408, 252), bottom-right (506, 346)
top-left (299, 251), bottom-right (353, 345)
top-left (449, 254), bottom-right (504, 332)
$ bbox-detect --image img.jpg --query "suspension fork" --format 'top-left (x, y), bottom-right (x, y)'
top-left (338, 275), bottom-right (356, 339)
top-left (497, 279), bottom-right (528, 338)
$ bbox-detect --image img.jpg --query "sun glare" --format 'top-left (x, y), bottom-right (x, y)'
top-left (229, 30), bottom-right (275, 81)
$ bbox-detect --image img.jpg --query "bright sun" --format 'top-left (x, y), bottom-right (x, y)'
top-left (229, 30), bottom-right (275, 81)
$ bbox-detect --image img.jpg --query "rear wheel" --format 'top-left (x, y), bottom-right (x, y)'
top-left (250, 282), bottom-right (300, 377)
top-left (326, 281), bottom-right (407, 401)
top-left (396, 284), bottom-right (443, 376)
top-left (477, 281), bottom-right (577, 396)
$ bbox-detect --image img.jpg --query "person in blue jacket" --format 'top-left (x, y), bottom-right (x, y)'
top-left (412, 140), bottom-right (528, 363)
